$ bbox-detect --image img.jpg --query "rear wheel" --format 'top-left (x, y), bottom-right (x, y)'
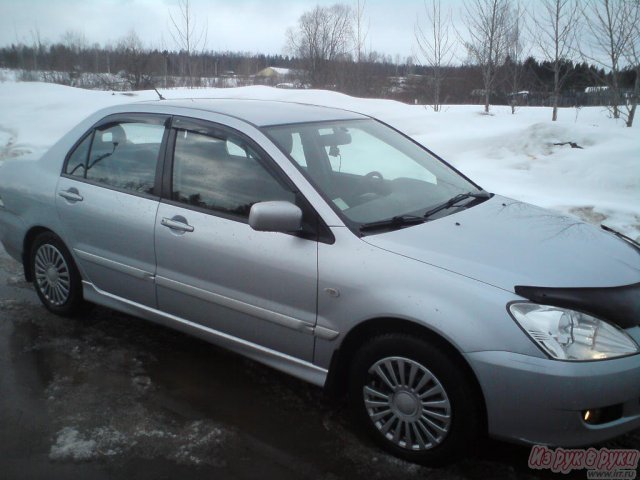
top-left (30, 232), bottom-right (85, 316)
top-left (348, 334), bottom-right (482, 466)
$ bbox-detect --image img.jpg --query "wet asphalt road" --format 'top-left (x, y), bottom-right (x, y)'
top-left (0, 245), bottom-right (638, 480)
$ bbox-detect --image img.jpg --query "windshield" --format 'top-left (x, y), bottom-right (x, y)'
top-left (264, 119), bottom-right (482, 229)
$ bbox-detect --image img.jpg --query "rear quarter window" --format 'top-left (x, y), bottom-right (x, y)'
top-left (64, 134), bottom-right (92, 178)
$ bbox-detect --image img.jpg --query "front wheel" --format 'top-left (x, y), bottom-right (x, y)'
top-left (30, 232), bottom-right (85, 316)
top-left (348, 334), bottom-right (482, 466)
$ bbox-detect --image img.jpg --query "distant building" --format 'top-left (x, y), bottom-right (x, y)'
top-left (507, 91), bottom-right (530, 102)
top-left (584, 86), bottom-right (609, 93)
top-left (255, 67), bottom-right (302, 86)
top-left (256, 67), bottom-right (294, 78)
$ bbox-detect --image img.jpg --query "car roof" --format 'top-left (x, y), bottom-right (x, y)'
top-left (137, 98), bottom-right (368, 127)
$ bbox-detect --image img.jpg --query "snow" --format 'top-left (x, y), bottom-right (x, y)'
top-left (48, 422), bottom-right (228, 464)
top-left (49, 427), bottom-right (97, 461)
top-left (30, 302), bottom-right (234, 466)
top-left (1, 74), bottom-right (638, 238)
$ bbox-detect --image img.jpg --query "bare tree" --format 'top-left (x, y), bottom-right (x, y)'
top-left (622, 0), bottom-right (640, 127)
top-left (29, 27), bottom-right (45, 71)
top-left (168, 0), bottom-right (208, 87)
top-left (462, 0), bottom-right (511, 113)
top-left (117, 30), bottom-right (152, 90)
top-left (353, 0), bottom-right (369, 63)
top-left (532, 0), bottom-right (581, 121)
top-left (286, 4), bottom-right (353, 87)
top-left (504, 1), bottom-right (528, 113)
top-left (582, 0), bottom-right (639, 121)
top-left (61, 30), bottom-right (87, 54)
top-left (415, 0), bottom-right (455, 111)
top-left (347, 0), bottom-right (370, 94)
top-left (60, 30), bottom-right (88, 80)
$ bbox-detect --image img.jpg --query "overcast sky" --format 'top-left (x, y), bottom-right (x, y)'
top-left (0, 0), bottom-right (471, 60)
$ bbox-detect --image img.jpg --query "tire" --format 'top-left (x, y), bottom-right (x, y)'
top-left (30, 231), bottom-right (85, 316)
top-left (348, 334), bottom-right (482, 466)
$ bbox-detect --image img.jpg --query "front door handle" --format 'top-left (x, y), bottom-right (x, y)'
top-left (161, 217), bottom-right (194, 233)
top-left (58, 188), bottom-right (84, 202)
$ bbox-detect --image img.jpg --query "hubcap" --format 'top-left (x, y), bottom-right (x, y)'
top-left (393, 391), bottom-right (418, 416)
top-left (363, 356), bottom-right (451, 451)
top-left (34, 244), bottom-right (71, 306)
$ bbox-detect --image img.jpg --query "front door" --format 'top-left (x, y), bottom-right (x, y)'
top-left (154, 121), bottom-right (318, 361)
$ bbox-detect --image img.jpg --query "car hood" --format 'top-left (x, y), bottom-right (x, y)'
top-left (362, 195), bottom-right (640, 292)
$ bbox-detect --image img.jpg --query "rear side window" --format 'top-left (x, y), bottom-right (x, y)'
top-left (64, 119), bottom-right (166, 196)
top-left (171, 129), bottom-right (295, 218)
top-left (85, 122), bottom-right (165, 194)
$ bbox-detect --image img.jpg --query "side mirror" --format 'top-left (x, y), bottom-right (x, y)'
top-left (249, 201), bottom-right (303, 233)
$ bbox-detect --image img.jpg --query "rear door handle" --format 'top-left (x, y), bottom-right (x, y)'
top-left (58, 189), bottom-right (84, 202)
top-left (161, 217), bottom-right (194, 233)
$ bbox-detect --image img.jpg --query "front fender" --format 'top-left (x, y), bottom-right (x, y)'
top-left (314, 227), bottom-right (543, 369)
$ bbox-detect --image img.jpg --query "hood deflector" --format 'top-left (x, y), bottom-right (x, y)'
top-left (514, 283), bottom-right (640, 329)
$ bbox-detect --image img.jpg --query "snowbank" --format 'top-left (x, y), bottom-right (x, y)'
top-left (1, 79), bottom-right (638, 238)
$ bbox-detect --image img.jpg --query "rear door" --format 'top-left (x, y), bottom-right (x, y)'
top-left (56, 114), bottom-right (169, 307)
top-left (154, 118), bottom-right (319, 361)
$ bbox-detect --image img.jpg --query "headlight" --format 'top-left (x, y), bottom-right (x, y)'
top-left (508, 303), bottom-right (639, 361)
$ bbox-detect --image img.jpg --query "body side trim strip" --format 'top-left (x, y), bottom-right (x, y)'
top-left (73, 253), bottom-right (340, 340)
top-left (156, 275), bottom-right (318, 335)
top-left (314, 325), bottom-right (340, 340)
top-left (74, 249), bottom-right (154, 281)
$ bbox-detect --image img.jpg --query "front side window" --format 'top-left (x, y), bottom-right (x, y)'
top-left (171, 129), bottom-right (295, 218)
top-left (265, 119), bottom-right (482, 227)
top-left (66, 121), bottom-right (165, 195)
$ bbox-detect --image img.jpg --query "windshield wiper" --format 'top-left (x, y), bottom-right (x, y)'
top-left (359, 214), bottom-right (426, 233)
top-left (601, 224), bottom-right (640, 248)
top-left (358, 191), bottom-right (491, 234)
top-left (423, 190), bottom-right (491, 220)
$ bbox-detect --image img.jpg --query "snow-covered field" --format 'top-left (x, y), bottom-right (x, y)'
top-left (1, 73), bottom-right (638, 239)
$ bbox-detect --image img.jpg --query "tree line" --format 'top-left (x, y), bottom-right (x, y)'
top-left (1, 0), bottom-right (638, 126)
top-left (1, 40), bottom-right (621, 100)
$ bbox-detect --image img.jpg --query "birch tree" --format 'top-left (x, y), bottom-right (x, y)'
top-left (622, 0), bottom-right (640, 127)
top-left (532, 0), bottom-right (581, 121)
top-left (168, 0), bottom-right (208, 87)
top-left (462, 0), bottom-right (511, 113)
top-left (415, 0), bottom-right (455, 111)
top-left (350, 0), bottom-right (370, 94)
top-left (504, 2), bottom-right (528, 113)
top-left (353, 0), bottom-right (369, 63)
top-left (582, 0), bottom-right (640, 122)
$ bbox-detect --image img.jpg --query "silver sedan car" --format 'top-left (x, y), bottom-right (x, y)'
top-left (0, 99), bottom-right (638, 465)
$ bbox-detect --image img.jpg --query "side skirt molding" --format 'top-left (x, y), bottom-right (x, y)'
top-left (82, 281), bottom-right (328, 387)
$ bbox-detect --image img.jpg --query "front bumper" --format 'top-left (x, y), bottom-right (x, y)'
top-left (466, 346), bottom-right (640, 446)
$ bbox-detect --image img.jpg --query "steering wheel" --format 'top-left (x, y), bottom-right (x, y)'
top-left (356, 171), bottom-right (386, 203)
top-left (365, 171), bottom-right (384, 181)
